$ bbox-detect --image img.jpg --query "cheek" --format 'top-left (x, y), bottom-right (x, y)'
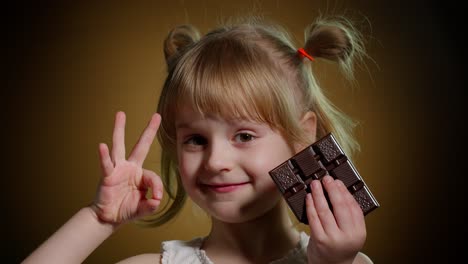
top-left (177, 151), bottom-right (201, 183)
top-left (177, 154), bottom-right (201, 199)
top-left (244, 141), bottom-right (294, 178)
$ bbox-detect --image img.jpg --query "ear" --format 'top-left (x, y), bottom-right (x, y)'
top-left (294, 111), bottom-right (317, 152)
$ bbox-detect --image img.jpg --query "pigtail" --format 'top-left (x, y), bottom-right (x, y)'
top-left (164, 24), bottom-right (201, 67)
top-left (303, 16), bottom-right (366, 79)
top-left (136, 24), bottom-right (201, 227)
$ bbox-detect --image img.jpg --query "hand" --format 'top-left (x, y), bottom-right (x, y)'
top-left (92, 111), bottom-right (164, 225)
top-left (305, 176), bottom-right (367, 264)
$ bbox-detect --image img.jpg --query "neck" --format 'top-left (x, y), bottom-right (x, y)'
top-left (202, 201), bottom-right (300, 263)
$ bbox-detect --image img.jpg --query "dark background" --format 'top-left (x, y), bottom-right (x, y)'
top-left (5, 1), bottom-right (464, 263)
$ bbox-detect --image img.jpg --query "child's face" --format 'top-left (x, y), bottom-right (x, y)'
top-left (175, 106), bottom-right (296, 223)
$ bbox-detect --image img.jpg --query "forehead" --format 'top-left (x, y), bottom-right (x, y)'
top-left (174, 105), bottom-right (206, 128)
top-left (174, 105), bottom-right (262, 129)
top-left (173, 82), bottom-right (269, 118)
top-left (168, 35), bottom-right (283, 124)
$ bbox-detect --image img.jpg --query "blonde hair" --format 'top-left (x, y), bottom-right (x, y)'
top-left (138, 16), bottom-right (367, 226)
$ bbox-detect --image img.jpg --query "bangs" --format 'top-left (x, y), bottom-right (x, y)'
top-left (171, 36), bottom-right (288, 126)
top-left (158, 27), bottom-right (306, 154)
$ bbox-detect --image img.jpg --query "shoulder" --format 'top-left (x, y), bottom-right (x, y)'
top-left (353, 252), bottom-right (374, 264)
top-left (115, 253), bottom-right (161, 264)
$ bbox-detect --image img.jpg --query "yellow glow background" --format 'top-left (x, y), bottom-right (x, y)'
top-left (7, 1), bottom-right (462, 263)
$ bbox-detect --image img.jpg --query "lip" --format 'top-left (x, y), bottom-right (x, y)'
top-left (202, 182), bottom-right (250, 193)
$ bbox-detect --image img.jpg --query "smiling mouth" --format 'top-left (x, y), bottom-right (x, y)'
top-left (202, 182), bottom-right (250, 193)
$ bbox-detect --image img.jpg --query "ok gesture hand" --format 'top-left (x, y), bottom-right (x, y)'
top-left (92, 111), bottom-right (164, 224)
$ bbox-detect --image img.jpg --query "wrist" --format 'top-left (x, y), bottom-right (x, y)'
top-left (85, 204), bottom-right (122, 230)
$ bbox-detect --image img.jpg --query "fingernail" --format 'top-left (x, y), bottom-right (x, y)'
top-left (156, 190), bottom-right (163, 199)
top-left (312, 180), bottom-right (320, 189)
top-left (323, 176), bottom-right (332, 184)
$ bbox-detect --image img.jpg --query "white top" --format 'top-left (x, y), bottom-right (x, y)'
top-left (160, 232), bottom-right (309, 264)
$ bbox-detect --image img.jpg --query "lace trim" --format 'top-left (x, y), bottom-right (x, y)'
top-left (193, 239), bottom-right (213, 264)
top-left (161, 241), bottom-right (170, 264)
top-left (161, 237), bottom-right (208, 264)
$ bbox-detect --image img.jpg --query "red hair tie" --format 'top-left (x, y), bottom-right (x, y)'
top-left (298, 48), bottom-right (315, 61)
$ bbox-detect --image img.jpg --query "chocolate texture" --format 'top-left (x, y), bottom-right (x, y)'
top-left (269, 133), bottom-right (379, 224)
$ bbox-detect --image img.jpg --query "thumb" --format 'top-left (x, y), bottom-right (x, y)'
top-left (135, 169), bottom-right (164, 217)
top-left (141, 169), bottom-right (164, 200)
top-left (137, 197), bottom-right (162, 217)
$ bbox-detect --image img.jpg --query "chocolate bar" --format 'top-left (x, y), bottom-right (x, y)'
top-left (269, 133), bottom-right (379, 224)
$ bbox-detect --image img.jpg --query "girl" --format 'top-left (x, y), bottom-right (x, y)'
top-left (23, 15), bottom-right (373, 264)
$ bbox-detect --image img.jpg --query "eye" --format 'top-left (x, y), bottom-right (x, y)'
top-left (184, 135), bottom-right (207, 146)
top-left (234, 133), bottom-right (255, 143)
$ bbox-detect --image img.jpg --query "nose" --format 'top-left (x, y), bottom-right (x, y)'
top-left (203, 139), bottom-right (234, 173)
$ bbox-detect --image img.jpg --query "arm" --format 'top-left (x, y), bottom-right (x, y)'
top-left (22, 112), bottom-right (164, 264)
top-left (22, 207), bottom-right (116, 264)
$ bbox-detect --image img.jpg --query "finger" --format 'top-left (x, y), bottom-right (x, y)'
top-left (137, 196), bottom-right (161, 217)
top-left (141, 169), bottom-right (164, 200)
top-left (305, 192), bottom-right (326, 240)
top-left (98, 143), bottom-right (113, 176)
top-left (339, 180), bottom-right (366, 233)
top-left (312, 176), bottom-right (338, 234)
top-left (325, 178), bottom-right (354, 231)
top-left (128, 113), bottom-right (161, 166)
top-left (112, 111), bottom-right (126, 163)
top-left (338, 181), bottom-right (367, 245)
top-left (136, 169), bottom-right (164, 217)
